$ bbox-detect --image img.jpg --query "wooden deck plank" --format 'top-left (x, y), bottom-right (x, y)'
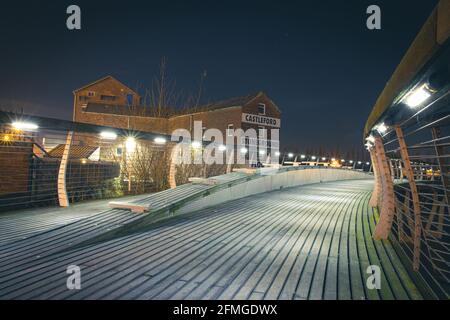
top-left (0, 179), bottom-right (433, 300)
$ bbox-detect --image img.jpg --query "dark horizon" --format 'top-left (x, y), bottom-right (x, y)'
top-left (0, 0), bottom-right (439, 154)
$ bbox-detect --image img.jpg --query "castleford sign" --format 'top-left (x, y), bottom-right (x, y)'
top-left (241, 113), bottom-right (281, 128)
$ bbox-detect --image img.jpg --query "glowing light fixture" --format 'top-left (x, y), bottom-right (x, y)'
top-left (154, 137), bottom-right (166, 144)
top-left (259, 150), bottom-right (265, 155)
top-left (191, 141), bottom-right (202, 149)
top-left (402, 84), bottom-right (432, 108)
top-left (331, 158), bottom-right (336, 161)
top-left (341, 159), bottom-right (345, 162)
top-left (375, 123), bottom-right (387, 134)
top-left (300, 154), bottom-right (306, 159)
top-left (365, 135), bottom-right (375, 143)
top-left (11, 121), bottom-right (38, 130)
top-left (321, 157), bottom-right (326, 161)
top-left (358, 161), bottom-right (362, 164)
top-left (240, 147), bottom-right (248, 154)
top-left (100, 131), bottom-right (117, 140)
top-left (274, 151), bottom-right (281, 156)
top-left (218, 144), bottom-right (227, 151)
top-left (366, 162), bottom-right (370, 165)
top-left (311, 156), bottom-right (317, 160)
top-left (288, 153), bottom-right (294, 158)
top-left (349, 160), bottom-right (354, 164)
top-left (125, 137), bottom-right (136, 152)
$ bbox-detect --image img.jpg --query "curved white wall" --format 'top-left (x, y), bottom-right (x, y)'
top-left (175, 168), bottom-right (372, 215)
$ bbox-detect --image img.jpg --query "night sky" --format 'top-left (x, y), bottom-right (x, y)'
top-left (0, 0), bottom-right (439, 154)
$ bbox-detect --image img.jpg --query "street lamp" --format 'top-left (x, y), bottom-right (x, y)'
top-left (300, 154), bottom-right (306, 159)
top-left (288, 153), bottom-right (294, 158)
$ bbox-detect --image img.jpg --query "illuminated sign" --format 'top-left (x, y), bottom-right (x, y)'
top-left (241, 113), bottom-right (281, 128)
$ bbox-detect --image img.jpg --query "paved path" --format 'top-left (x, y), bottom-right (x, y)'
top-left (0, 179), bottom-right (428, 299)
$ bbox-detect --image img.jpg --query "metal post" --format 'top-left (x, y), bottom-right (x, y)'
top-left (373, 136), bottom-right (396, 240)
top-left (431, 127), bottom-right (449, 206)
top-left (396, 126), bottom-right (421, 271)
top-left (58, 131), bottom-right (73, 207)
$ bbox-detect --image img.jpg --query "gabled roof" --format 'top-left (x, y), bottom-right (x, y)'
top-left (73, 75), bottom-right (139, 96)
top-left (200, 91), bottom-right (281, 113)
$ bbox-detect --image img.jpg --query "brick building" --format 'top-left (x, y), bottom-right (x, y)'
top-left (73, 76), bottom-right (281, 153)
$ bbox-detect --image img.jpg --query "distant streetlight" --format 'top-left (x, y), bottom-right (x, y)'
top-left (218, 144), bottom-right (227, 151)
top-left (259, 150), bottom-right (265, 155)
top-left (311, 156), bottom-right (317, 160)
top-left (274, 151), bottom-right (281, 156)
top-left (240, 147), bottom-right (248, 154)
top-left (321, 157), bottom-right (326, 161)
top-left (300, 154), bottom-right (306, 159)
top-left (288, 153), bottom-right (294, 158)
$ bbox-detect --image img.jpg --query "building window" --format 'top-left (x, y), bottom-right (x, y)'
top-left (116, 147), bottom-right (123, 156)
top-left (227, 124), bottom-right (234, 136)
top-left (87, 91), bottom-right (95, 97)
top-left (101, 95), bottom-right (116, 101)
top-left (79, 95), bottom-right (89, 102)
top-left (258, 103), bottom-right (266, 115)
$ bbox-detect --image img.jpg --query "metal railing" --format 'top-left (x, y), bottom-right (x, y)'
top-left (366, 42), bottom-right (450, 298)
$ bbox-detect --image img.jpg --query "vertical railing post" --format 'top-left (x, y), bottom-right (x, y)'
top-left (373, 136), bottom-right (396, 240)
top-left (395, 126), bottom-right (422, 271)
top-left (58, 131), bottom-right (73, 207)
top-left (431, 127), bottom-right (450, 206)
top-left (369, 148), bottom-right (381, 208)
top-left (226, 149), bottom-right (235, 174)
top-left (168, 144), bottom-right (178, 189)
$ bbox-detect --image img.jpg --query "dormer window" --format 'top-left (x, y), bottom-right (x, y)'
top-left (87, 91), bottom-right (95, 97)
top-left (258, 103), bottom-right (266, 115)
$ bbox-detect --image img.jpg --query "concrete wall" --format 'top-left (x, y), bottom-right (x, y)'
top-left (175, 168), bottom-right (372, 215)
